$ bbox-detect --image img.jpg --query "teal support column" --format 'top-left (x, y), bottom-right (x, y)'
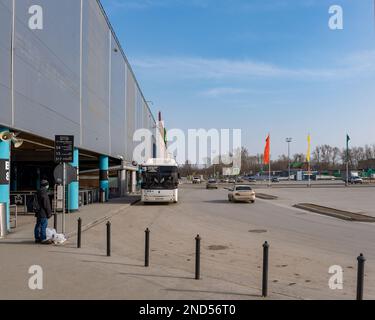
top-left (68, 148), bottom-right (79, 212)
top-left (0, 127), bottom-right (11, 232)
top-left (99, 155), bottom-right (109, 201)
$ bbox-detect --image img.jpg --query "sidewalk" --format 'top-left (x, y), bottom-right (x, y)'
top-left (2, 195), bottom-right (141, 244)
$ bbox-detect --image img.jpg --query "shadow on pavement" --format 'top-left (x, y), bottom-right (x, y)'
top-left (119, 272), bottom-right (193, 280)
top-left (203, 200), bottom-right (251, 204)
top-left (82, 260), bottom-right (143, 268)
top-left (0, 240), bottom-right (36, 246)
top-left (48, 250), bottom-right (105, 257)
top-left (164, 288), bottom-right (261, 298)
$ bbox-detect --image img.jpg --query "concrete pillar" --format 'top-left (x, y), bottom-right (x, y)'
top-left (119, 164), bottom-right (126, 197)
top-left (0, 127), bottom-right (10, 232)
top-left (99, 155), bottom-right (109, 201)
top-left (131, 170), bottom-right (137, 194)
top-left (68, 148), bottom-right (79, 212)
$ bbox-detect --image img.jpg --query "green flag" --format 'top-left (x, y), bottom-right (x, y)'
top-left (346, 134), bottom-right (350, 162)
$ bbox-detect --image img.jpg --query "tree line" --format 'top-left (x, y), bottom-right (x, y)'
top-left (178, 144), bottom-right (375, 177)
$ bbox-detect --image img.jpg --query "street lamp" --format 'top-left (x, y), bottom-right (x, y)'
top-left (286, 138), bottom-right (292, 181)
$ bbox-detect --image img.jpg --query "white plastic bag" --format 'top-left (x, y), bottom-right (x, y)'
top-left (46, 228), bottom-right (57, 240)
top-left (53, 233), bottom-right (67, 245)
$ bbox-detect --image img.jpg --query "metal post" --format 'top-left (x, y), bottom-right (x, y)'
top-left (308, 162), bottom-right (311, 188)
top-left (62, 162), bottom-right (66, 234)
top-left (54, 213), bottom-right (57, 230)
top-left (195, 234), bottom-right (201, 280)
top-left (286, 138), bottom-right (292, 181)
top-left (356, 253), bottom-right (366, 300)
top-left (106, 221), bottom-right (111, 257)
top-left (77, 217), bottom-right (82, 249)
top-left (288, 143), bottom-right (290, 181)
top-left (23, 194), bottom-right (27, 214)
top-left (262, 241), bottom-right (269, 297)
top-left (346, 162), bottom-right (349, 187)
top-left (145, 228), bottom-right (150, 267)
top-left (53, 184), bottom-right (57, 230)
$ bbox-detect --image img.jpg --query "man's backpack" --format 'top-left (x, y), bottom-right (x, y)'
top-left (32, 193), bottom-right (41, 215)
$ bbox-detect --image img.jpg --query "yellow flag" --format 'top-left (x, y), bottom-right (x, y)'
top-left (307, 134), bottom-right (311, 163)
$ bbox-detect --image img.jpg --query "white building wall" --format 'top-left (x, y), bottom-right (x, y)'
top-left (0, 0), bottom-right (157, 161)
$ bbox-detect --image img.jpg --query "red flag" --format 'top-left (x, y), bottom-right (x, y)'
top-left (264, 135), bottom-right (270, 165)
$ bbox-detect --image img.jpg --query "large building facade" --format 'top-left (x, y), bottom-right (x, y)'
top-left (0, 0), bottom-right (165, 231)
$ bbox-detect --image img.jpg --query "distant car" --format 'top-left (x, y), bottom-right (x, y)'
top-left (221, 178), bottom-right (229, 183)
top-left (228, 178), bottom-right (236, 184)
top-left (192, 177), bottom-right (201, 184)
top-left (349, 176), bottom-right (363, 184)
top-left (272, 177), bottom-right (280, 183)
top-left (228, 185), bottom-right (256, 203)
top-left (206, 179), bottom-right (218, 189)
top-left (247, 177), bottom-right (257, 183)
top-left (236, 177), bottom-right (244, 183)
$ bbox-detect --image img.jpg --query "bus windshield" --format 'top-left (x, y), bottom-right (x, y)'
top-left (141, 166), bottom-right (179, 190)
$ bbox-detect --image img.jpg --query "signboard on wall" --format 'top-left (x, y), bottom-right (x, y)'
top-left (54, 135), bottom-right (74, 163)
top-left (0, 159), bottom-right (10, 185)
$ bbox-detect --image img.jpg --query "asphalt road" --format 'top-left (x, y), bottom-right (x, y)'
top-left (178, 184), bottom-right (375, 259)
top-left (117, 183), bottom-right (375, 299)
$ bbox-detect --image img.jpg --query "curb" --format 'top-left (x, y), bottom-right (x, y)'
top-left (293, 203), bottom-right (375, 222)
top-left (130, 199), bottom-right (142, 206)
top-left (256, 193), bottom-right (278, 200)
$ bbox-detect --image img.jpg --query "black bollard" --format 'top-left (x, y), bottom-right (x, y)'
top-left (145, 228), bottom-right (150, 267)
top-left (195, 235), bottom-right (201, 280)
top-left (77, 218), bottom-right (82, 249)
top-left (106, 221), bottom-right (111, 257)
top-left (53, 213), bottom-right (57, 231)
top-left (356, 253), bottom-right (366, 300)
top-left (262, 241), bottom-right (269, 297)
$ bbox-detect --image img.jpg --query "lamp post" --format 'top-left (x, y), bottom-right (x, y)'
top-left (286, 138), bottom-right (292, 181)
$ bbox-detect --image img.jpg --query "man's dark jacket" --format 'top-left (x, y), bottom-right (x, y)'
top-left (36, 189), bottom-right (52, 219)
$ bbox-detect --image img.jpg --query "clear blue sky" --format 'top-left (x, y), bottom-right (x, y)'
top-left (101, 0), bottom-right (375, 158)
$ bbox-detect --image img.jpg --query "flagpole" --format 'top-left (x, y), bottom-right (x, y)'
top-left (308, 161), bottom-right (311, 188)
top-left (269, 160), bottom-right (271, 187)
top-left (346, 134), bottom-right (350, 187)
top-left (346, 161), bottom-right (349, 186)
top-left (307, 134), bottom-right (311, 188)
top-left (268, 133), bottom-right (271, 187)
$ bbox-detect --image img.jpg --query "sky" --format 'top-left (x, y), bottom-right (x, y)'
top-left (101, 0), bottom-right (375, 158)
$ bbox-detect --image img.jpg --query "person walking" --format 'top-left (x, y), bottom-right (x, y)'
top-left (34, 179), bottom-right (53, 244)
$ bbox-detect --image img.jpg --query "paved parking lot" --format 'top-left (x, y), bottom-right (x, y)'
top-left (1, 183), bottom-right (374, 300)
top-left (250, 183), bottom-right (375, 217)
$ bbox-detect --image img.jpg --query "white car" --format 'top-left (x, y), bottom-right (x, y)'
top-left (349, 176), bottom-right (363, 184)
top-left (228, 185), bottom-right (256, 203)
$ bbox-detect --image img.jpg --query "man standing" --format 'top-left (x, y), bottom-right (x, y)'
top-left (34, 179), bottom-right (52, 244)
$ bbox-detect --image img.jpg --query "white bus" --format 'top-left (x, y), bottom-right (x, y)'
top-left (141, 158), bottom-right (179, 203)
